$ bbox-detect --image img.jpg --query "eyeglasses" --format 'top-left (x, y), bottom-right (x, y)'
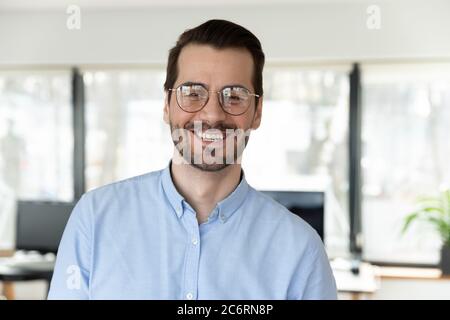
top-left (168, 83), bottom-right (260, 116)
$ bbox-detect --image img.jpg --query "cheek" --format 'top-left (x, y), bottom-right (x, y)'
top-left (237, 112), bottom-right (257, 130)
top-left (169, 107), bottom-right (194, 128)
top-left (167, 95), bottom-right (182, 121)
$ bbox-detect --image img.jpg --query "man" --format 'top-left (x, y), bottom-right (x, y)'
top-left (48, 19), bottom-right (337, 300)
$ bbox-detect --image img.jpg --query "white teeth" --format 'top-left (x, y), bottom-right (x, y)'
top-left (202, 132), bottom-right (223, 141)
top-left (195, 131), bottom-right (223, 141)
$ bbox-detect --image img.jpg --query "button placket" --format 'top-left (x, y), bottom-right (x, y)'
top-left (181, 209), bottom-right (201, 300)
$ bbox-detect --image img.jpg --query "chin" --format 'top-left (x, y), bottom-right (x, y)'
top-left (190, 162), bottom-right (230, 172)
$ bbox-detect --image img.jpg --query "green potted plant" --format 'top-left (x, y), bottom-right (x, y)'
top-left (402, 189), bottom-right (450, 275)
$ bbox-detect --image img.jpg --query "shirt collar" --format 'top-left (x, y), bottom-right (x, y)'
top-left (161, 162), bottom-right (185, 218)
top-left (160, 162), bottom-right (249, 223)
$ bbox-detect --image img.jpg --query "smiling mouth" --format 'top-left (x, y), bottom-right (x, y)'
top-left (190, 130), bottom-right (226, 143)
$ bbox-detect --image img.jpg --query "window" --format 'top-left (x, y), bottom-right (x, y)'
top-left (83, 69), bottom-right (172, 191)
top-left (82, 66), bottom-right (351, 257)
top-left (361, 64), bottom-right (450, 264)
top-left (3, 63), bottom-right (448, 266)
top-left (0, 70), bottom-right (73, 201)
top-left (243, 66), bottom-right (351, 257)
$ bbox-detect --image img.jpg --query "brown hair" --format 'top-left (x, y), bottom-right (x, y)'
top-left (164, 19), bottom-right (265, 106)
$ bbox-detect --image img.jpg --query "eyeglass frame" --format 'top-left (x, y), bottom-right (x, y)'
top-left (168, 82), bottom-right (260, 116)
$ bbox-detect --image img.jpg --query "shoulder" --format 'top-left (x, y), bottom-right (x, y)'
top-left (75, 169), bottom-right (165, 219)
top-left (83, 169), bottom-right (163, 201)
top-left (244, 187), bottom-right (323, 252)
top-left (88, 169), bottom-right (162, 195)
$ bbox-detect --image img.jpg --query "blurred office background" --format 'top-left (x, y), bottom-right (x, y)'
top-left (0, 0), bottom-right (449, 299)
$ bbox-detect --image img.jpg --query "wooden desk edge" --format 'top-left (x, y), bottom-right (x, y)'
top-left (376, 266), bottom-right (450, 280)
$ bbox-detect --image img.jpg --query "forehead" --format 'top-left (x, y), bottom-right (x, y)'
top-left (176, 44), bottom-right (254, 89)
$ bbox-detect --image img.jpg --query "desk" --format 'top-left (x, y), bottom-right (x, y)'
top-left (0, 250), bottom-right (54, 300)
top-left (332, 259), bottom-right (450, 300)
top-left (0, 250), bottom-right (14, 299)
top-left (377, 266), bottom-right (445, 279)
top-left (331, 259), bottom-right (380, 299)
top-left (373, 267), bottom-right (450, 299)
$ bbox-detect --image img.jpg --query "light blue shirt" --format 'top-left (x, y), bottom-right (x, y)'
top-left (48, 164), bottom-right (337, 300)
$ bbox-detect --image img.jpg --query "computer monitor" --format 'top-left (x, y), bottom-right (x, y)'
top-left (16, 201), bottom-right (74, 254)
top-left (261, 191), bottom-right (325, 241)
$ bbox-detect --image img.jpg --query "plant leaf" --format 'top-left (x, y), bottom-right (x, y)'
top-left (420, 207), bottom-right (444, 214)
top-left (425, 216), bottom-right (450, 242)
top-left (402, 212), bottom-right (420, 234)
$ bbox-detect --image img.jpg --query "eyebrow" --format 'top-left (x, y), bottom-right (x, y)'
top-left (179, 81), bottom-right (251, 92)
top-left (223, 83), bottom-right (250, 91)
top-left (180, 81), bottom-right (208, 88)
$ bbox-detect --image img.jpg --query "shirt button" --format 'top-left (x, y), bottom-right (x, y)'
top-left (186, 292), bottom-right (193, 300)
top-left (192, 238), bottom-right (198, 245)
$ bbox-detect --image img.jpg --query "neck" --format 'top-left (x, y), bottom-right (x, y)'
top-left (170, 157), bottom-right (242, 224)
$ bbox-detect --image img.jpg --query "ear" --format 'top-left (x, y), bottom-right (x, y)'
top-left (250, 96), bottom-right (263, 130)
top-left (163, 91), bottom-right (170, 124)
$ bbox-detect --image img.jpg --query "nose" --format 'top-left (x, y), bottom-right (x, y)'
top-left (198, 91), bottom-right (227, 124)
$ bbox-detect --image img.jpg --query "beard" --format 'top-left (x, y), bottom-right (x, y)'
top-left (169, 120), bottom-right (250, 172)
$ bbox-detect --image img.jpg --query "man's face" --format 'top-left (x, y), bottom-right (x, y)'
top-left (164, 44), bottom-right (263, 172)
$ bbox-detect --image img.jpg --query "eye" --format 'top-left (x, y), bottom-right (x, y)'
top-left (227, 88), bottom-right (248, 102)
top-left (181, 85), bottom-right (204, 99)
top-left (230, 94), bottom-right (241, 100)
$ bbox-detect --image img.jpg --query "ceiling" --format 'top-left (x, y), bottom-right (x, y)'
top-left (0, 0), bottom-right (367, 10)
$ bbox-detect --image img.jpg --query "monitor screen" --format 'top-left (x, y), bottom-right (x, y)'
top-left (16, 201), bottom-right (74, 254)
top-left (261, 191), bottom-right (325, 241)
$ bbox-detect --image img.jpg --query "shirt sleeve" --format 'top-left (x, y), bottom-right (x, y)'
top-left (301, 243), bottom-right (338, 300)
top-left (288, 234), bottom-right (338, 300)
top-left (47, 194), bottom-right (92, 299)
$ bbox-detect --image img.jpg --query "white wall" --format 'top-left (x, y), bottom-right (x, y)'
top-left (0, 0), bottom-right (449, 65)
